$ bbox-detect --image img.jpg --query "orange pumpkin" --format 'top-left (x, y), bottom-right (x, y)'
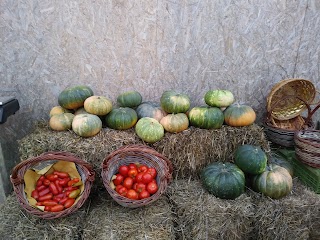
top-left (224, 104), bottom-right (256, 127)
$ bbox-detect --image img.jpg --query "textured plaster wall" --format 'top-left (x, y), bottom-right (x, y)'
top-left (0, 0), bottom-right (319, 184)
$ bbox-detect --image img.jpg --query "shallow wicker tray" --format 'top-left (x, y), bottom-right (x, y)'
top-left (267, 78), bottom-right (316, 121)
top-left (294, 130), bottom-right (320, 168)
top-left (10, 152), bottom-right (95, 219)
top-left (101, 144), bottom-right (173, 208)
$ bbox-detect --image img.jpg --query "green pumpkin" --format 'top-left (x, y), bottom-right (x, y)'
top-left (84, 96), bottom-right (113, 116)
top-left (188, 106), bottom-right (224, 129)
top-left (204, 90), bottom-right (234, 107)
top-left (135, 117), bottom-right (164, 143)
top-left (160, 90), bottom-right (190, 113)
top-left (269, 155), bottom-right (294, 177)
top-left (252, 164), bottom-right (293, 199)
top-left (58, 85), bottom-right (94, 110)
top-left (72, 113), bottom-right (102, 137)
top-left (136, 102), bottom-right (167, 122)
top-left (117, 91), bottom-right (142, 108)
top-left (201, 162), bottom-right (245, 200)
top-left (105, 107), bottom-right (138, 130)
top-left (160, 113), bottom-right (189, 133)
top-left (224, 104), bottom-right (256, 127)
top-left (234, 144), bottom-right (267, 175)
top-left (49, 113), bottom-right (75, 131)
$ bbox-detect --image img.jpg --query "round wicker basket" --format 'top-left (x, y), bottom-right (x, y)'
top-left (101, 144), bottom-right (173, 208)
top-left (294, 130), bottom-right (320, 168)
top-left (10, 151), bottom-right (95, 219)
top-left (267, 78), bottom-right (316, 120)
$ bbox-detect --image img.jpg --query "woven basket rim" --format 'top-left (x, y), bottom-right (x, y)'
top-left (101, 144), bottom-right (173, 208)
top-left (267, 78), bottom-right (316, 120)
top-left (10, 151), bottom-right (95, 219)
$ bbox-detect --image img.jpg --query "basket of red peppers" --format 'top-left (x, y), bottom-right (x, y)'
top-left (101, 144), bottom-right (173, 208)
top-left (10, 151), bottom-right (95, 219)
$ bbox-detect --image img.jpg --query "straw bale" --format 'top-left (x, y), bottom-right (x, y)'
top-left (18, 122), bottom-right (270, 183)
top-left (0, 193), bottom-right (90, 240)
top-left (81, 188), bottom-right (174, 240)
top-left (249, 178), bottom-right (320, 240)
top-left (167, 179), bottom-right (255, 240)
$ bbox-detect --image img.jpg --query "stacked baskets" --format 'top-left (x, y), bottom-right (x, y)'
top-left (264, 78), bottom-right (317, 147)
top-left (10, 152), bottom-right (95, 219)
top-left (101, 144), bottom-right (173, 208)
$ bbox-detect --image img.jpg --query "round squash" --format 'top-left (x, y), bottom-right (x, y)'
top-left (135, 117), bottom-right (164, 143)
top-left (74, 107), bottom-right (88, 115)
top-left (117, 91), bottom-right (142, 108)
top-left (201, 162), bottom-right (245, 200)
top-left (269, 155), bottom-right (294, 177)
top-left (49, 106), bottom-right (72, 117)
top-left (136, 102), bottom-right (167, 121)
top-left (188, 106), bottom-right (224, 129)
top-left (234, 144), bottom-right (267, 174)
top-left (204, 90), bottom-right (234, 107)
top-left (252, 164), bottom-right (293, 199)
top-left (58, 85), bottom-right (94, 110)
top-left (160, 113), bottom-right (189, 133)
top-left (84, 96), bottom-right (113, 116)
top-left (72, 114), bottom-right (102, 137)
top-left (160, 90), bottom-right (190, 113)
top-left (49, 113), bottom-right (75, 131)
top-left (105, 107), bottom-right (138, 130)
top-left (224, 104), bottom-right (256, 127)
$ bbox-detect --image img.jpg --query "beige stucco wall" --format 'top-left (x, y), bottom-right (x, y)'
top-left (0, 1), bottom-right (320, 199)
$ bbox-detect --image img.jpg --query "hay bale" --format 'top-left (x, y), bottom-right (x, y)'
top-left (154, 124), bottom-right (270, 179)
top-left (249, 178), bottom-right (320, 240)
top-left (82, 189), bottom-right (175, 240)
top-left (18, 122), bottom-right (270, 182)
top-left (167, 179), bottom-right (255, 240)
top-left (0, 193), bottom-right (90, 240)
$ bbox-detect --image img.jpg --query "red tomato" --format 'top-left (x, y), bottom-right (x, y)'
top-left (38, 193), bottom-right (53, 202)
top-left (113, 174), bottom-right (124, 186)
top-left (123, 177), bottom-right (134, 190)
top-left (128, 168), bottom-right (138, 178)
top-left (138, 165), bottom-right (148, 173)
top-left (147, 168), bottom-right (157, 179)
top-left (42, 200), bottom-right (58, 206)
top-left (49, 182), bottom-right (59, 195)
top-left (31, 189), bottom-right (39, 200)
top-left (141, 173), bottom-right (153, 184)
top-left (53, 171), bottom-right (70, 179)
top-left (146, 182), bottom-right (158, 194)
top-left (117, 186), bottom-right (128, 196)
top-left (50, 204), bottom-right (64, 212)
top-left (135, 183), bottom-right (146, 193)
top-left (116, 184), bottom-right (124, 192)
top-left (64, 198), bottom-right (75, 208)
top-left (43, 179), bottom-right (51, 186)
top-left (67, 178), bottom-right (80, 187)
top-left (46, 174), bottom-right (58, 182)
top-left (126, 189), bottom-right (139, 200)
top-left (139, 190), bottom-right (150, 199)
top-left (36, 179), bottom-right (43, 187)
top-left (118, 165), bottom-right (129, 177)
top-left (128, 163), bottom-right (138, 170)
top-left (38, 187), bottom-right (50, 197)
top-left (135, 172), bottom-right (144, 183)
top-left (58, 177), bottom-right (71, 187)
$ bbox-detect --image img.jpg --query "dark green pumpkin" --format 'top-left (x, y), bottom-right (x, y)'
top-left (234, 144), bottom-right (267, 175)
top-left (188, 106), bottom-right (224, 129)
top-left (117, 91), bottom-right (142, 108)
top-left (160, 90), bottom-right (190, 113)
top-left (269, 154), bottom-right (294, 177)
top-left (58, 85), bottom-right (94, 110)
top-left (201, 162), bottom-right (245, 199)
top-left (252, 164), bottom-right (293, 199)
top-left (105, 107), bottom-right (138, 130)
top-left (135, 117), bottom-right (164, 143)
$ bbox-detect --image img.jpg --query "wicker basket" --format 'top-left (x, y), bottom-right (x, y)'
top-left (294, 130), bottom-right (320, 168)
top-left (267, 78), bottom-right (317, 120)
top-left (10, 152), bottom-right (95, 219)
top-left (101, 144), bottom-right (173, 208)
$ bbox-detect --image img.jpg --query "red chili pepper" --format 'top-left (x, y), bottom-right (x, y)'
top-left (31, 189), bottom-right (39, 200)
top-left (38, 187), bottom-right (50, 197)
top-left (36, 185), bottom-right (47, 191)
top-left (54, 180), bottom-right (63, 193)
top-left (46, 174), bottom-right (58, 182)
top-left (36, 179), bottom-right (43, 187)
top-left (44, 206), bottom-right (51, 211)
top-left (49, 183), bottom-right (59, 195)
top-left (53, 171), bottom-right (70, 179)
top-left (67, 178), bottom-right (80, 187)
top-left (43, 179), bottom-right (51, 186)
top-left (38, 193), bottom-right (53, 202)
top-left (59, 197), bottom-right (69, 204)
top-left (42, 200), bottom-right (58, 206)
top-left (64, 198), bottom-right (75, 208)
top-left (64, 186), bottom-right (79, 191)
top-left (50, 204), bottom-right (64, 212)
top-left (58, 178), bottom-right (70, 187)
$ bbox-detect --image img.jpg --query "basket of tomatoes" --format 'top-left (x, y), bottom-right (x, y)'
top-left (101, 144), bottom-right (173, 208)
top-left (10, 151), bottom-right (95, 219)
